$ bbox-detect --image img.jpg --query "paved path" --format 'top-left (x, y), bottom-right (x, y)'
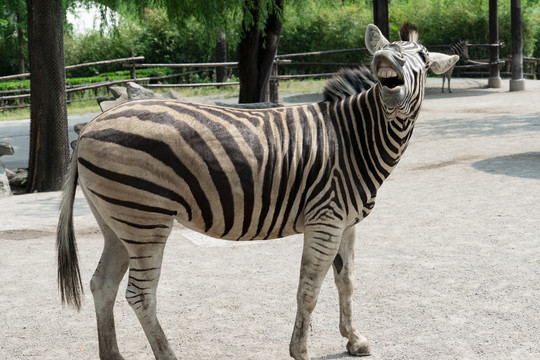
top-left (0, 112), bottom-right (100, 170)
top-left (1, 78), bottom-right (539, 359)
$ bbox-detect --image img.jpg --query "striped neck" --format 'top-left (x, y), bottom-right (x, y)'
top-left (329, 86), bottom-right (417, 194)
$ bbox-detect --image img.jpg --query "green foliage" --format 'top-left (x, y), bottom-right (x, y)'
top-left (391, 0), bottom-right (540, 58)
top-left (280, 1), bottom-right (372, 65)
top-left (2, 0), bottom-right (540, 79)
top-left (0, 0), bottom-right (27, 75)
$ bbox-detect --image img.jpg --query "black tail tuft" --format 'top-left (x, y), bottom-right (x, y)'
top-left (57, 149), bottom-right (83, 310)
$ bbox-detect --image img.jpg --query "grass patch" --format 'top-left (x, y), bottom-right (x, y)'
top-left (0, 78), bottom-right (330, 121)
top-left (0, 100), bottom-right (101, 121)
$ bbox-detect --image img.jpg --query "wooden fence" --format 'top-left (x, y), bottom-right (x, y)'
top-left (1, 44), bottom-right (539, 111)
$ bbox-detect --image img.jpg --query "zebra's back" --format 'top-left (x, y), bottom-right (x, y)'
top-left (77, 98), bottom-right (338, 241)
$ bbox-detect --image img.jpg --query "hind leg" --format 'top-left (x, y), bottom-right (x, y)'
top-left (122, 223), bottom-right (177, 360)
top-left (88, 204), bottom-right (130, 360)
top-left (442, 75), bottom-right (446, 93)
top-left (332, 226), bottom-right (370, 356)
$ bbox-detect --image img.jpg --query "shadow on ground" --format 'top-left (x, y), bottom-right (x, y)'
top-left (472, 152), bottom-right (540, 179)
top-left (418, 113), bottom-right (540, 138)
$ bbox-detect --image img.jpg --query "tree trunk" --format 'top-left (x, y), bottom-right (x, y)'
top-left (26, 0), bottom-right (69, 192)
top-left (237, 0), bottom-right (283, 103)
top-left (16, 11), bottom-right (25, 74)
top-left (216, 29), bottom-right (227, 83)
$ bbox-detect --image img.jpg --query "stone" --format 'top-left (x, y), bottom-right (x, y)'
top-left (96, 96), bottom-right (115, 105)
top-left (0, 160), bottom-right (12, 197)
top-left (0, 142), bottom-right (15, 156)
top-left (8, 168), bottom-right (28, 188)
top-left (109, 86), bottom-right (128, 99)
top-left (214, 102), bottom-right (283, 109)
top-left (99, 93), bottom-right (129, 112)
top-left (162, 90), bottom-right (184, 100)
top-left (74, 123), bottom-right (86, 134)
top-left (126, 82), bottom-right (162, 100)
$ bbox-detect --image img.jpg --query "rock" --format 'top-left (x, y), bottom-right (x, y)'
top-left (8, 168), bottom-right (28, 188)
top-left (0, 160), bottom-right (12, 197)
top-left (0, 142), bottom-right (15, 156)
top-left (126, 82), bottom-right (162, 100)
top-left (214, 102), bottom-right (283, 109)
top-left (98, 84), bottom-right (185, 112)
top-left (163, 90), bottom-right (184, 101)
top-left (96, 96), bottom-right (115, 105)
top-left (74, 123), bottom-right (86, 134)
top-left (109, 86), bottom-right (128, 100)
top-left (5, 168), bottom-right (16, 179)
top-left (99, 93), bottom-right (129, 112)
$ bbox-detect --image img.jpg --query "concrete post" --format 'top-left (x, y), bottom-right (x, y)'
top-left (510, 0), bottom-right (525, 91)
top-left (488, 0), bottom-right (501, 88)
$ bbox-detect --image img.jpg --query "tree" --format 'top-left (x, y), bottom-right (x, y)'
top-left (0, 0), bottom-right (27, 75)
top-left (26, 0), bottom-right (69, 192)
top-left (86, 0), bottom-right (285, 103)
top-left (237, 0), bottom-right (284, 103)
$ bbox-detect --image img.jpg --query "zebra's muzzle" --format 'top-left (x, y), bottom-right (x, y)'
top-left (373, 51), bottom-right (406, 109)
top-left (376, 59), bottom-right (403, 90)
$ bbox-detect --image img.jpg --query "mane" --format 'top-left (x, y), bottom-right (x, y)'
top-left (399, 22), bottom-right (419, 43)
top-left (322, 67), bottom-right (376, 102)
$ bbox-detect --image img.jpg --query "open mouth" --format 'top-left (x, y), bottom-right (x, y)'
top-left (376, 60), bottom-right (403, 89)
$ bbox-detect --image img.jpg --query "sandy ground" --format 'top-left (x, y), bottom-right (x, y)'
top-left (1, 78), bottom-right (539, 360)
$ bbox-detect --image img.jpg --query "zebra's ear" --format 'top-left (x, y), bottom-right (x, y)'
top-left (429, 53), bottom-right (460, 74)
top-left (365, 24), bottom-right (389, 55)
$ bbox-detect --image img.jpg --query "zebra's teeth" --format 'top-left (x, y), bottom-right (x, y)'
top-left (378, 69), bottom-right (397, 78)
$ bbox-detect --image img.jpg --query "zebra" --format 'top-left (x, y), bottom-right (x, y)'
top-left (57, 23), bottom-right (458, 360)
top-left (440, 39), bottom-right (469, 93)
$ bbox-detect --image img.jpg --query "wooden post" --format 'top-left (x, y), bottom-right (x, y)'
top-left (373, 0), bottom-right (389, 39)
top-left (129, 50), bottom-right (137, 80)
top-left (216, 30), bottom-right (227, 83)
top-left (510, 0), bottom-right (525, 91)
top-left (488, 0), bottom-right (501, 88)
top-left (269, 59), bottom-right (279, 103)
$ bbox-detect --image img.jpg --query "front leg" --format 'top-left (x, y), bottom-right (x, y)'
top-left (290, 225), bottom-right (343, 360)
top-left (332, 226), bottom-right (371, 356)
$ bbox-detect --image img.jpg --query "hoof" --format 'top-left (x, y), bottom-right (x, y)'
top-left (346, 339), bottom-right (371, 357)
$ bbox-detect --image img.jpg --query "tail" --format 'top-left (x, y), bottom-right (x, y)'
top-left (57, 147), bottom-right (83, 310)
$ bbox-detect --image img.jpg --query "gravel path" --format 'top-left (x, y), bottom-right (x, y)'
top-left (1, 78), bottom-right (539, 360)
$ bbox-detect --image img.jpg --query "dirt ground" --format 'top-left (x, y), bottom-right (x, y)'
top-left (1, 78), bottom-right (539, 360)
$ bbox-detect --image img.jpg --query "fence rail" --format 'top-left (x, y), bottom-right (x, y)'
top-left (1, 44), bottom-right (539, 111)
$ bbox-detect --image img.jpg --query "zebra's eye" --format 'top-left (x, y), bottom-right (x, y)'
top-left (418, 52), bottom-right (427, 63)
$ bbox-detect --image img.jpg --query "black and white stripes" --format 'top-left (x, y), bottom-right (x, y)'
top-left (441, 39), bottom-right (469, 92)
top-left (57, 23), bottom-right (460, 360)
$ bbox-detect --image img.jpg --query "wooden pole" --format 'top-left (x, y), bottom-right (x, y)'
top-left (488, 0), bottom-right (501, 88)
top-left (129, 50), bottom-right (136, 80)
top-left (269, 59), bottom-right (279, 103)
top-left (216, 29), bottom-right (228, 83)
top-left (510, 0), bottom-right (525, 91)
top-left (373, 0), bottom-right (389, 39)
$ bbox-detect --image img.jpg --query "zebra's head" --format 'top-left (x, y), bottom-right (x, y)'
top-left (365, 23), bottom-right (459, 114)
